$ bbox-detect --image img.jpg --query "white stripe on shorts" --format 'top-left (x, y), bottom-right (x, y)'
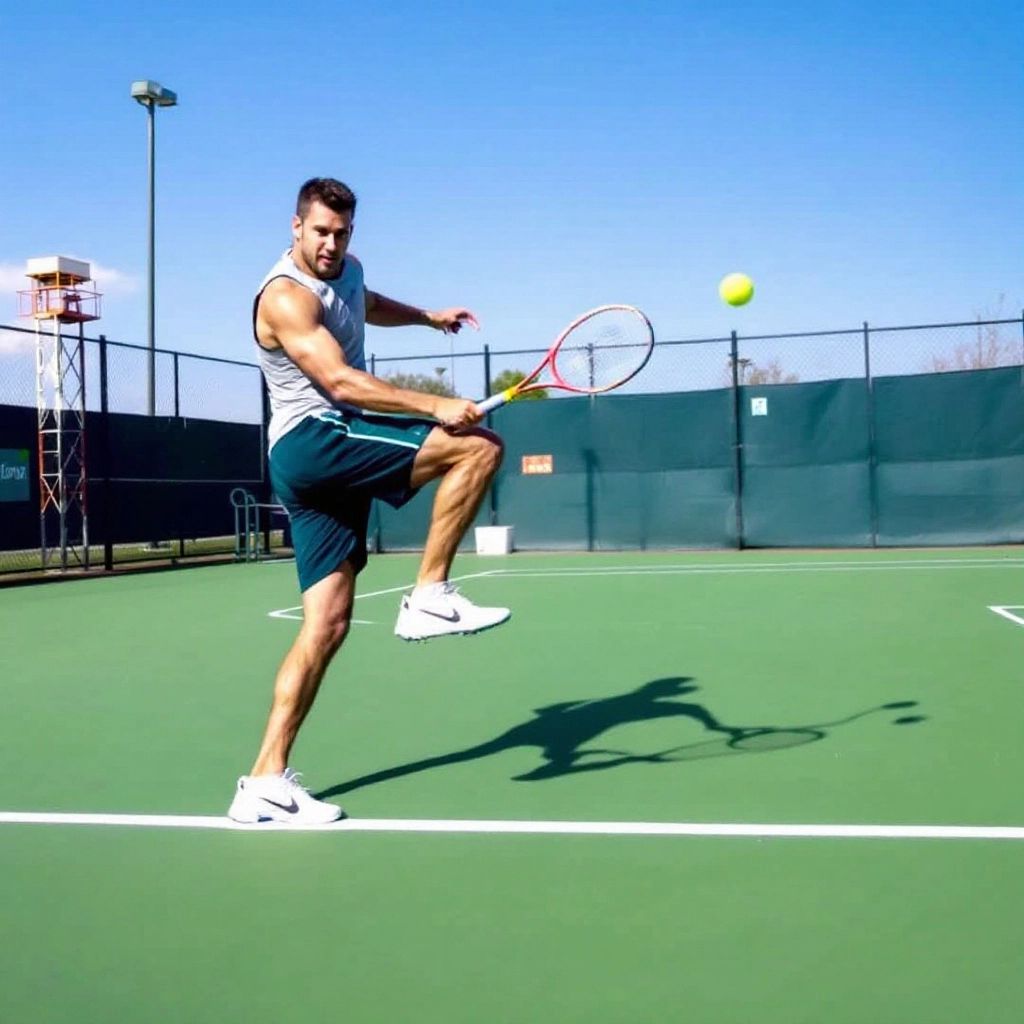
top-left (314, 410), bottom-right (423, 450)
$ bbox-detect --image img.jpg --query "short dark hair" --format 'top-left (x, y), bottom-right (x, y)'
top-left (296, 177), bottom-right (357, 219)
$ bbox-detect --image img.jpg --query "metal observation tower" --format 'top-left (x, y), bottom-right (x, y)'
top-left (17, 256), bottom-right (102, 570)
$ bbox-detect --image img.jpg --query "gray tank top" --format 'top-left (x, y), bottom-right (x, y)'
top-left (253, 250), bottom-right (367, 449)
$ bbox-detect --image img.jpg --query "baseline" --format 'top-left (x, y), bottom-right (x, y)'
top-left (1, 812), bottom-right (1024, 840)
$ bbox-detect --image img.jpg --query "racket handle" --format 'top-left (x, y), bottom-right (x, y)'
top-left (477, 388), bottom-right (515, 414)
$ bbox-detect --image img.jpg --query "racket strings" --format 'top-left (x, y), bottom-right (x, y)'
top-left (552, 308), bottom-right (653, 392)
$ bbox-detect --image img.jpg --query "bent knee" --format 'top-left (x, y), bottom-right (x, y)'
top-left (305, 614), bottom-right (351, 653)
top-left (471, 430), bottom-right (504, 474)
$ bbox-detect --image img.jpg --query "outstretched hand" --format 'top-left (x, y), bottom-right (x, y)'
top-left (428, 308), bottom-right (480, 334)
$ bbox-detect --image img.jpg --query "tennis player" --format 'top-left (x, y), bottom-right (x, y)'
top-left (228, 177), bottom-right (509, 825)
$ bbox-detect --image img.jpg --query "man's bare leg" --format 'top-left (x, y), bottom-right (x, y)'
top-left (394, 427), bottom-right (508, 641)
top-left (249, 562), bottom-right (355, 777)
top-left (409, 426), bottom-right (503, 585)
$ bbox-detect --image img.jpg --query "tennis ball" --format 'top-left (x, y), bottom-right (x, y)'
top-left (719, 272), bottom-right (755, 307)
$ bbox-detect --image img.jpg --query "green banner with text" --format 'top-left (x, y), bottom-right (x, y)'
top-left (0, 449), bottom-right (30, 502)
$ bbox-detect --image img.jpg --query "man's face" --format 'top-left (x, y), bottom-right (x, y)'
top-left (292, 199), bottom-right (354, 279)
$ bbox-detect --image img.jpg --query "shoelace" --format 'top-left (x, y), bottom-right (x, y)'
top-left (281, 768), bottom-right (309, 793)
top-left (407, 581), bottom-right (465, 610)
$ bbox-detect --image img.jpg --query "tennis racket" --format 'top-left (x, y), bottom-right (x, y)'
top-left (477, 304), bottom-right (655, 413)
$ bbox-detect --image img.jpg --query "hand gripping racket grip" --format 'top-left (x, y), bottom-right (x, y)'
top-left (476, 388), bottom-right (516, 415)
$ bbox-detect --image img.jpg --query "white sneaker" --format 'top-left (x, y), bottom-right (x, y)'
top-left (394, 581), bottom-right (511, 641)
top-left (227, 768), bottom-right (343, 825)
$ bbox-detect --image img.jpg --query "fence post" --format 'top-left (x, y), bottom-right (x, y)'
top-left (864, 321), bottom-right (879, 548)
top-left (729, 330), bottom-right (745, 549)
top-left (98, 334), bottom-right (113, 571)
top-left (173, 352), bottom-right (180, 418)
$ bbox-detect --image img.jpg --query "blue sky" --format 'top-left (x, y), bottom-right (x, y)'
top-left (1, 0), bottom-right (1021, 372)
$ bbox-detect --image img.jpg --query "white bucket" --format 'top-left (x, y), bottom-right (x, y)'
top-left (474, 525), bottom-right (514, 555)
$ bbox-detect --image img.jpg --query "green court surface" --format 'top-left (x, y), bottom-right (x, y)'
top-left (2, 548), bottom-right (1023, 1023)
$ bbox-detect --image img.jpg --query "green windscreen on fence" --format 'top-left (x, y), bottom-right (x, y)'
top-left (491, 391), bottom-right (737, 550)
top-left (0, 405), bottom-right (264, 557)
top-left (2, 364), bottom-right (1021, 565)
top-left (372, 367), bottom-right (1022, 552)
top-left (740, 378), bottom-right (873, 547)
top-left (874, 366), bottom-right (1024, 545)
top-left (374, 390), bottom-right (737, 552)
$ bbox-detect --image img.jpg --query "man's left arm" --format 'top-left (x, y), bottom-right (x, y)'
top-left (364, 289), bottom-right (479, 334)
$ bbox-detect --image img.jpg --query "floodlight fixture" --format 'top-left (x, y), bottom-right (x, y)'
top-left (131, 80), bottom-right (178, 107)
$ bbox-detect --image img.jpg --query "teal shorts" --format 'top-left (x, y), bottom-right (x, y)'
top-left (270, 409), bottom-right (435, 591)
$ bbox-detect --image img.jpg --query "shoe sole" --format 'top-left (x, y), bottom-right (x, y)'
top-left (227, 811), bottom-right (346, 825)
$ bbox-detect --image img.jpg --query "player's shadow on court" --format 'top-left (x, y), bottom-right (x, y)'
top-left (317, 677), bottom-right (926, 798)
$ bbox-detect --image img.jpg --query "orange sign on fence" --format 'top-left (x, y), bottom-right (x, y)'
top-left (521, 454), bottom-right (553, 475)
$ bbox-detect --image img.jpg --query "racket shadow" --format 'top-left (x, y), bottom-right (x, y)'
top-left (316, 678), bottom-right (925, 798)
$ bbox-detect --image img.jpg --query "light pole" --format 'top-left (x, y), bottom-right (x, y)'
top-left (130, 79), bottom-right (177, 416)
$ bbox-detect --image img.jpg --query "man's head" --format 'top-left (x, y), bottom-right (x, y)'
top-left (292, 178), bottom-right (358, 280)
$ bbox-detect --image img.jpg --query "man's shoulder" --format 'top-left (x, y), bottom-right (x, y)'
top-left (263, 274), bottom-right (307, 297)
top-left (259, 276), bottom-right (321, 324)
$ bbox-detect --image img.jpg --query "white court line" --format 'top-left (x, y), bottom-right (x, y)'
top-left (495, 561), bottom-right (1024, 578)
top-left (1, 812), bottom-right (1023, 840)
top-left (497, 557), bottom-right (1024, 573)
top-left (990, 606), bottom-right (1024, 627)
top-left (268, 570), bottom-right (499, 621)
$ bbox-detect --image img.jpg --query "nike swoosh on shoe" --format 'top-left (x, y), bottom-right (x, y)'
top-left (421, 608), bottom-right (461, 623)
top-left (260, 797), bottom-right (300, 814)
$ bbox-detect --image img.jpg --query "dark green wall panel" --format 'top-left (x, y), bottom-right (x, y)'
top-left (877, 456), bottom-right (1024, 545)
top-left (10, 364), bottom-right (1017, 558)
top-left (738, 379), bottom-right (872, 546)
top-left (743, 464), bottom-right (873, 547)
top-left (374, 370), bottom-right (1023, 552)
top-left (875, 367), bottom-right (1024, 544)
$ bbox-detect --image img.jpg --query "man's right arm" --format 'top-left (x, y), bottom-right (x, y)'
top-left (259, 280), bottom-right (482, 430)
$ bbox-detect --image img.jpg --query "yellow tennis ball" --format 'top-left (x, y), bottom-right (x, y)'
top-left (719, 272), bottom-right (755, 307)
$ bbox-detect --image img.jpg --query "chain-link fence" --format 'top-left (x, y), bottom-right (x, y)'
top-left (0, 323), bottom-right (264, 421)
top-left (367, 316), bottom-right (1024, 398)
top-left (2, 315), bottom-right (1020, 414)
top-left (1, 315), bottom-right (1021, 577)
top-left (0, 323), bottom-right (265, 576)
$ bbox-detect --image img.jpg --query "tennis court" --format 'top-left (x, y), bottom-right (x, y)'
top-left (3, 547), bottom-right (1023, 1023)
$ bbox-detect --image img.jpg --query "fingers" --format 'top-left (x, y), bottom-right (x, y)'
top-left (449, 404), bottom-right (483, 430)
top-left (440, 308), bottom-right (480, 334)
top-left (436, 398), bottom-right (483, 431)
